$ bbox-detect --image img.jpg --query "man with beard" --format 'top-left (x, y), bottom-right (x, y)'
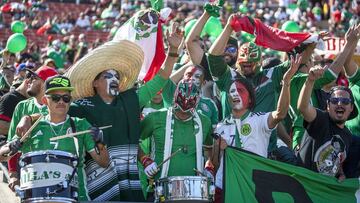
top-left (138, 80), bottom-right (212, 194)
top-left (6, 66), bottom-right (57, 191)
top-left (297, 66), bottom-right (357, 180)
top-left (64, 27), bottom-right (182, 201)
top-left (211, 54), bottom-right (299, 203)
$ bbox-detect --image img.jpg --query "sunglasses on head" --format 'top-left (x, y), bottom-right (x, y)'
top-left (46, 94), bottom-right (72, 103)
top-left (225, 46), bottom-right (237, 54)
top-left (328, 97), bottom-right (352, 105)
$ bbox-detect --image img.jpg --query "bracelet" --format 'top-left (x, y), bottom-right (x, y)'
top-left (168, 52), bottom-right (179, 57)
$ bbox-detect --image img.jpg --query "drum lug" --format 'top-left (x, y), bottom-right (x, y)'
top-left (156, 185), bottom-right (163, 196)
top-left (209, 184), bottom-right (215, 195)
top-left (15, 186), bottom-right (24, 198)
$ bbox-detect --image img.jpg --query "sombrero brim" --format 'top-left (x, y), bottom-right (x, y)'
top-left (64, 40), bottom-right (144, 100)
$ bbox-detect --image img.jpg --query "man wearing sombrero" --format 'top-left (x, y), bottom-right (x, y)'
top-left (63, 25), bottom-right (183, 201)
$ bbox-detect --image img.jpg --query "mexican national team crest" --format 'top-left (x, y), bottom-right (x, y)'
top-left (240, 123), bottom-right (252, 136)
top-left (131, 9), bottom-right (158, 40)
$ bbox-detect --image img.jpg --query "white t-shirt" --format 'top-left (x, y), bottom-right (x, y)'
top-left (215, 112), bottom-right (273, 189)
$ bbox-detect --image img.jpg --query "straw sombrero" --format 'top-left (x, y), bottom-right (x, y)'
top-left (65, 40), bottom-right (144, 99)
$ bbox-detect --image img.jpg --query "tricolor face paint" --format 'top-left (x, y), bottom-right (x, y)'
top-left (103, 69), bottom-right (120, 96)
top-left (183, 66), bottom-right (204, 87)
top-left (229, 81), bottom-right (250, 111)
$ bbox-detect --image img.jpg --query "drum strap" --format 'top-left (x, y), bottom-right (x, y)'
top-left (162, 109), bottom-right (203, 178)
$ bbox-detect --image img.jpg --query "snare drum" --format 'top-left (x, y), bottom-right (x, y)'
top-left (155, 176), bottom-right (215, 202)
top-left (19, 150), bottom-right (79, 203)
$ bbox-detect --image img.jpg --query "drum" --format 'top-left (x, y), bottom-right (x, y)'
top-left (155, 176), bottom-right (215, 202)
top-left (18, 150), bottom-right (79, 203)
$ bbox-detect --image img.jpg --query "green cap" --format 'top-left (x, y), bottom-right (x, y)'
top-left (45, 75), bottom-right (74, 94)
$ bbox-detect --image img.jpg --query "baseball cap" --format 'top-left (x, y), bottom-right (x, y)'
top-left (16, 62), bottom-right (35, 75)
top-left (45, 75), bottom-right (74, 94)
top-left (27, 66), bottom-right (58, 81)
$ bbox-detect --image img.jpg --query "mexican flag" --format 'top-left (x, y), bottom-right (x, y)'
top-left (113, 8), bottom-right (166, 82)
top-left (224, 147), bottom-right (360, 203)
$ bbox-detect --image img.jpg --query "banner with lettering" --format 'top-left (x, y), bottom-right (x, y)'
top-left (224, 147), bottom-right (360, 203)
top-left (315, 37), bottom-right (360, 56)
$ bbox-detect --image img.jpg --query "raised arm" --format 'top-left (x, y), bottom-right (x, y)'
top-left (185, 12), bottom-right (210, 65)
top-left (157, 22), bottom-right (183, 80)
top-left (298, 66), bottom-right (326, 122)
top-left (268, 55), bottom-right (301, 129)
top-left (344, 24), bottom-right (360, 77)
top-left (328, 25), bottom-right (360, 76)
top-left (138, 22), bottom-right (183, 107)
top-left (208, 14), bottom-right (236, 56)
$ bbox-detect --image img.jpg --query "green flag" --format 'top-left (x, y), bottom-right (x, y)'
top-left (150, 0), bottom-right (163, 12)
top-left (224, 147), bottom-right (360, 203)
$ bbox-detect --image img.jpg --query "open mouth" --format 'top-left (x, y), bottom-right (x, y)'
top-left (109, 82), bottom-right (118, 89)
top-left (335, 108), bottom-right (345, 116)
top-left (241, 62), bottom-right (253, 70)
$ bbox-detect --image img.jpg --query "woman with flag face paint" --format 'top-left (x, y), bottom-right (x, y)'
top-left (211, 56), bottom-right (300, 203)
top-left (138, 80), bottom-right (213, 198)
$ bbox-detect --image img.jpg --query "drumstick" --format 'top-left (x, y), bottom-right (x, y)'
top-left (20, 114), bottom-right (44, 143)
top-left (49, 125), bottom-right (112, 141)
top-left (157, 145), bottom-right (188, 169)
top-left (193, 168), bottom-right (206, 177)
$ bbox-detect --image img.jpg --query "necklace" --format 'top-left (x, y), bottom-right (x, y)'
top-left (48, 117), bottom-right (67, 137)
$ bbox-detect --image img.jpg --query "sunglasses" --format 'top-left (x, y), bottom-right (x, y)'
top-left (25, 72), bottom-right (39, 81)
top-left (46, 94), bottom-right (72, 103)
top-left (225, 46), bottom-right (237, 54)
top-left (328, 97), bottom-right (352, 105)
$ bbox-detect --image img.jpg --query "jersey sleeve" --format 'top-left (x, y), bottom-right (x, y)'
top-left (348, 68), bottom-right (360, 87)
top-left (207, 54), bottom-right (232, 91)
top-left (138, 74), bottom-right (167, 108)
top-left (161, 80), bottom-right (176, 108)
top-left (261, 112), bottom-right (273, 137)
top-left (76, 118), bottom-right (95, 152)
top-left (140, 112), bottom-right (155, 140)
top-left (69, 102), bottom-right (87, 118)
top-left (208, 99), bottom-right (219, 128)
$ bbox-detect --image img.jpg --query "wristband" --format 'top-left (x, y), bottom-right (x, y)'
top-left (140, 156), bottom-right (153, 167)
top-left (168, 52), bottom-right (179, 57)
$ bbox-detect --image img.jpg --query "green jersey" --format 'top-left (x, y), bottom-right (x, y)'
top-left (68, 74), bottom-right (167, 201)
top-left (289, 69), bottom-right (337, 148)
top-left (140, 109), bottom-right (212, 180)
top-left (346, 69), bottom-right (360, 136)
top-left (8, 98), bottom-right (49, 141)
top-left (13, 115), bottom-right (95, 201)
top-left (162, 80), bottom-right (219, 127)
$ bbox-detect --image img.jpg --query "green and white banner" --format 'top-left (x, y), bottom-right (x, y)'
top-left (224, 147), bottom-right (360, 203)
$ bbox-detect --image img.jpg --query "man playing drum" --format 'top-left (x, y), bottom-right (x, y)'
top-left (0, 75), bottom-right (110, 201)
top-left (138, 79), bottom-right (214, 200)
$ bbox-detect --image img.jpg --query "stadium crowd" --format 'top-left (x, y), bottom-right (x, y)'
top-left (0, 0), bottom-right (359, 202)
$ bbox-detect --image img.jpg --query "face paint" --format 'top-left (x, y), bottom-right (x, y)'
top-left (229, 82), bottom-right (250, 110)
top-left (184, 66), bottom-right (203, 87)
top-left (173, 80), bottom-right (200, 114)
top-left (104, 69), bottom-right (120, 96)
top-left (237, 42), bottom-right (261, 63)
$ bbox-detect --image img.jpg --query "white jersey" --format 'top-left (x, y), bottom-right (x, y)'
top-left (215, 112), bottom-right (273, 189)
